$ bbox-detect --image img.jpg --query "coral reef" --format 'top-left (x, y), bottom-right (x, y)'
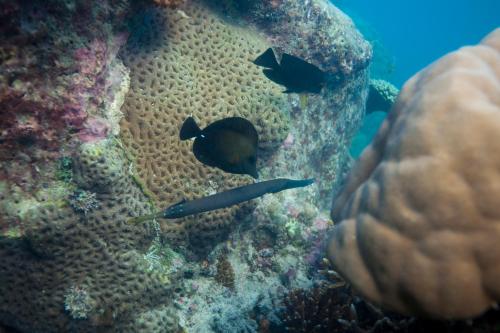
top-left (64, 286), bottom-right (95, 320)
top-left (119, 1), bottom-right (290, 249)
top-left (277, 279), bottom-right (500, 333)
top-left (0, 140), bottom-right (182, 332)
top-left (115, 305), bottom-right (182, 332)
top-left (332, 7), bottom-right (396, 81)
top-left (366, 79), bottom-right (399, 113)
top-left (231, 0), bottom-right (371, 77)
top-left (169, 180), bottom-right (335, 332)
top-left (0, 0), bottom-right (131, 238)
top-left (153, 0), bottom-right (186, 8)
top-left (280, 281), bottom-right (354, 332)
top-left (215, 253), bottom-right (236, 290)
top-left (1, 0), bottom-right (373, 331)
top-left (328, 29), bottom-right (500, 318)
top-left (0, 0), bottom-right (129, 154)
top-left (227, 0), bottom-right (373, 208)
top-left (68, 189), bottom-right (100, 215)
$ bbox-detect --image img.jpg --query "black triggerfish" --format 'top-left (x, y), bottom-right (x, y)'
top-left (180, 116), bottom-right (259, 178)
top-left (128, 178), bottom-right (314, 223)
top-left (253, 48), bottom-right (326, 94)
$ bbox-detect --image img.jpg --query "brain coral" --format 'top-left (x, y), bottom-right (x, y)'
top-left (328, 28), bottom-right (500, 319)
top-left (119, 1), bottom-right (289, 248)
top-left (0, 140), bottom-right (180, 332)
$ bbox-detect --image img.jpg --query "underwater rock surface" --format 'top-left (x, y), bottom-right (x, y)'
top-left (329, 28), bottom-right (500, 319)
top-left (236, 0), bottom-right (372, 208)
top-left (0, 0), bottom-right (181, 331)
top-left (0, 0), bottom-right (371, 332)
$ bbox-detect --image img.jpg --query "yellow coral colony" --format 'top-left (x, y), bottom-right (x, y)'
top-left (119, 2), bottom-right (289, 246)
top-left (328, 29), bottom-right (500, 319)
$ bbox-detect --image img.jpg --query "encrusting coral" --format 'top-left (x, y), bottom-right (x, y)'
top-left (280, 282), bottom-right (354, 332)
top-left (119, 1), bottom-right (290, 249)
top-left (328, 28), bottom-right (500, 319)
top-left (0, 140), bottom-right (181, 332)
top-left (366, 79), bottom-right (399, 113)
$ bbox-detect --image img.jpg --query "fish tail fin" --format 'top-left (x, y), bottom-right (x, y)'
top-left (253, 48), bottom-right (279, 69)
top-left (127, 212), bottom-right (162, 224)
top-left (180, 117), bottom-right (201, 140)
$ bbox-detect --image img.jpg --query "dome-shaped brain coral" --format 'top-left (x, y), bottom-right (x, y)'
top-left (0, 140), bottom-right (181, 332)
top-left (119, 1), bottom-right (290, 248)
top-left (328, 28), bottom-right (500, 319)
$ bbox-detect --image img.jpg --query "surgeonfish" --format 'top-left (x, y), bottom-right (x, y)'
top-left (180, 116), bottom-right (259, 178)
top-left (253, 48), bottom-right (326, 94)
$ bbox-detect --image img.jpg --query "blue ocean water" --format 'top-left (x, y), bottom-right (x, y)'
top-left (338, 0), bottom-right (499, 158)
top-left (333, 0), bottom-right (500, 87)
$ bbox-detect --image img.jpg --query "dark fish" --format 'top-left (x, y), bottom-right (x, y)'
top-left (128, 178), bottom-right (315, 223)
top-left (253, 48), bottom-right (326, 94)
top-left (180, 116), bottom-right (259, 178)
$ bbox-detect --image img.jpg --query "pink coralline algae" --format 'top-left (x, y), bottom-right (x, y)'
top-left (312, 216), bottom-right (329, 231)
top-left (0, 92), bottom-right (82, 152)
top-left (286, 204), bottom-right (301, 219)
top-left (78, 117), bottom-right (110, 143)
top-left (282, 133), bottom-right (294, 149)
top-left (61, 104), bottom-right (88, 128)
top-left (74, 40), bottom-right (107, 77)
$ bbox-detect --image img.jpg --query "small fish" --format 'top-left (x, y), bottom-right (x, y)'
top-left (180, 116), bottom-right (259, 178)
top-left (253, 48), bottom-right (326, 94)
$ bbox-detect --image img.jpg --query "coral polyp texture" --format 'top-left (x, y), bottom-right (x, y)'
top-left (328, 29), bottom-right (500, 319)
top-left (119, 1), bottom-right (290, 248)
top-left (0, 140), bottom-right (181, 332)
top-left (280, 282), bottom-right (354, 332)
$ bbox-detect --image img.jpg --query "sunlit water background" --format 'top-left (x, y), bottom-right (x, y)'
top-left (333, 0), bottom-right (500, 87)
top-left (332, 0), bottom-right (499, 157)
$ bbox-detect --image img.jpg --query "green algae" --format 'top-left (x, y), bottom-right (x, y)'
top-left (56, 156), bottom-right (73, 182)
top-left (285, 218), bottom-right (302, 240)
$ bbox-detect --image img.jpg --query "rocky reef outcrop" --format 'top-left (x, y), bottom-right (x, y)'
top-left (0, 0), bottom-right (371, 331)
top-left (227, 0), bottom-right (372, 208)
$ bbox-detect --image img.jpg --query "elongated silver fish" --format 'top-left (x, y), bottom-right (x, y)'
top-left (129, 178), bottom-right (314, 223)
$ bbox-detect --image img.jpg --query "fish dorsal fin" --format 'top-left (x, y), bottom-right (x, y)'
top-left (180, 117), bottom-right (202, 140)
top-left (253, 48), bottom-right (279, 69)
